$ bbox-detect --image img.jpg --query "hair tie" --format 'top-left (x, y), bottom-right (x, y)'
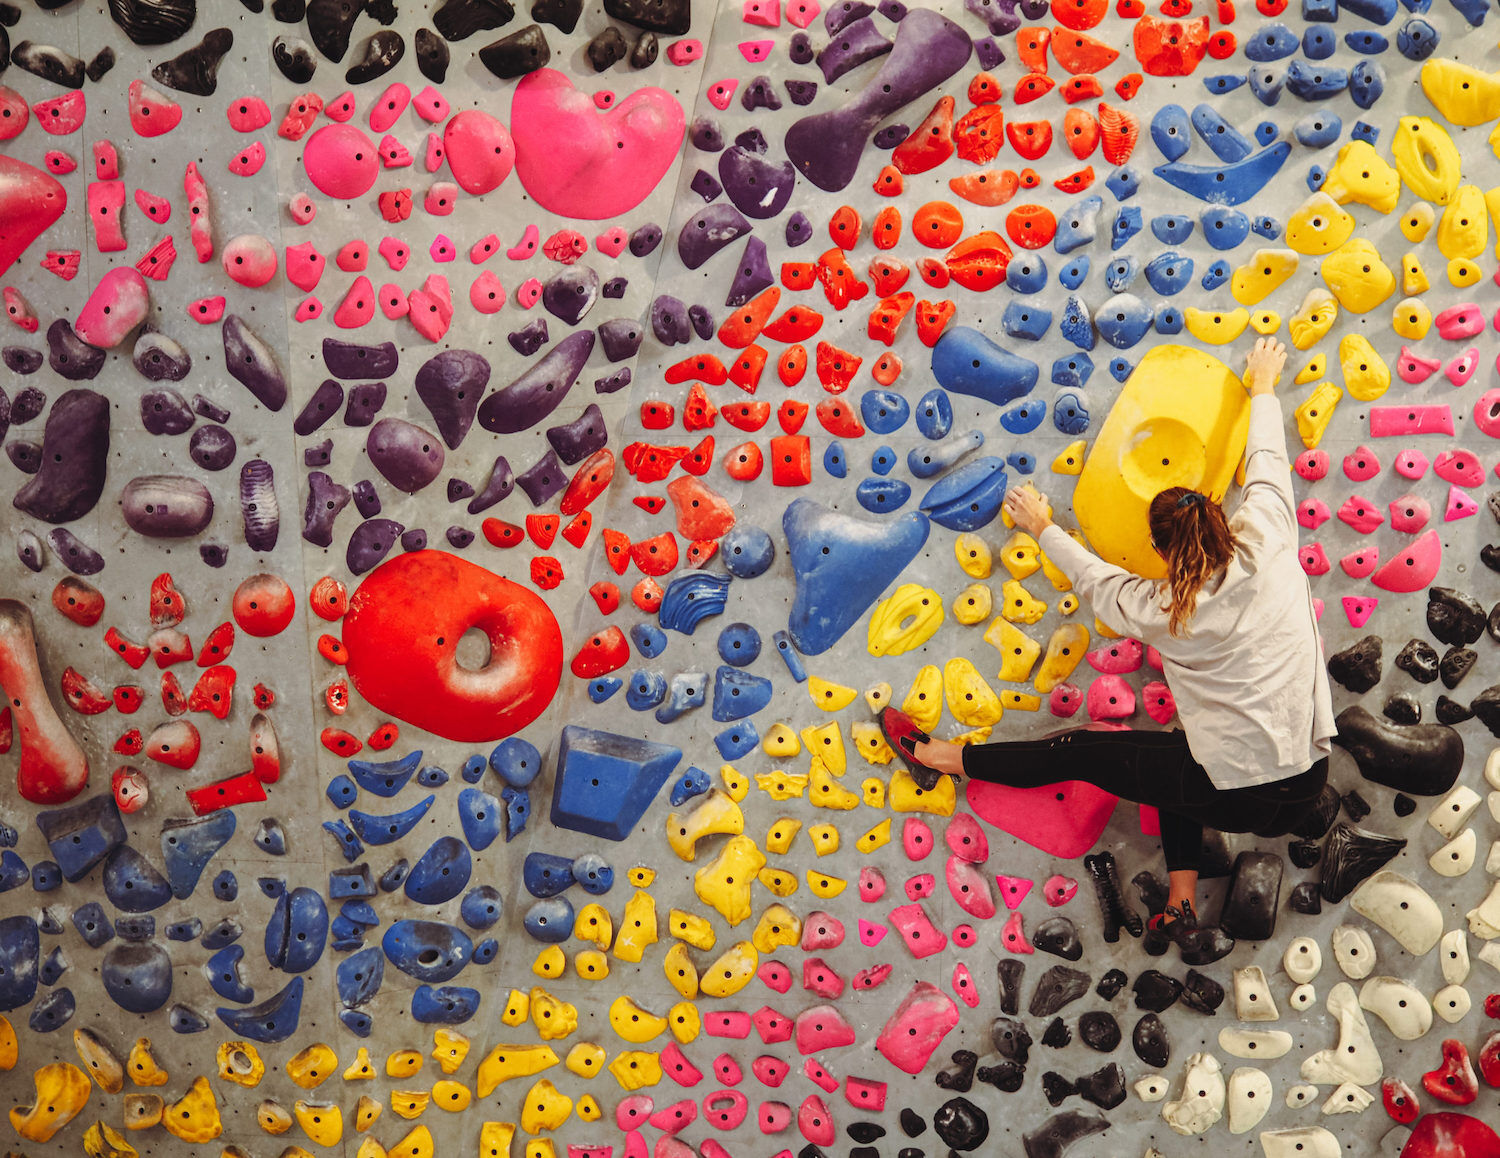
top-left (1176, 491), bottom-right (1204, 509)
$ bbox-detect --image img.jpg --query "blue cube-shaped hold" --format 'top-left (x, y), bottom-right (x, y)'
top-left (550, 727), bottom-right (682, 841)
top-left (35, 794), bottom-right (126, 883)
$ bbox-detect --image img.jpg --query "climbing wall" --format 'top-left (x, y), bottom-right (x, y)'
top-left (0, 0), bottom-right (1499, 1155)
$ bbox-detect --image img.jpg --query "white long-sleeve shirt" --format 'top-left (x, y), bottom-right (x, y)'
top-left (1038, 393), bottom-right (1335, 790)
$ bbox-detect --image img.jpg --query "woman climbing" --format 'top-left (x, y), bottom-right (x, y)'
top-left (882, 336), bottom-right (1336, 965)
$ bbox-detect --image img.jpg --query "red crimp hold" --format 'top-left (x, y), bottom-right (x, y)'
top-left (1013, 74), bottom-right (1056, 104)
top-left (919, 259), bottom-right (950, 288)
top-left (778, 400), bottom-right (809, 433)
top-left (60, 667), bottom-right (112, 715)
top-left (1006, 120), bottom-right (1054, 160)
top-left (482, 519), bottom-right (526, 548)
top-left (572, 626), bottom-right (629, 677)
top-left (639, 400), bottom-right (675, 430)
top-left (1054, 166), bottom-right (1096, 193)
top-left (320, 727), bottom-right (363, 757)
top-left (1053, 27), bottom-right (1120, 71)
top-left (727, 344), bottom-right (768, 393)
top-left (197, 622), bottom-right (234, 666)
top-left (560, 449), bottom-right (615, 516)
top-left (868, 258), bottom-right (910, 298)
top-left (526, 513), bottom-right (559, 549)
top-left (1016, 28), bottom-right (1050, 72)
top-left (892, 96), bottom-right (955, 175)
top-left (815, 342), bottom-right (862, 393)
top-left (1114, 72), bottom-right (1145, 99)
top-left (1422, 1039), bottom-right (1479, 1105)
top-left (188, 666), bottom-right (235, 720)
top-left (159, 671), bottom-right (187, 716)
top-left (367, 722), bottom-right (399, 750)
top-left (52, 577), bottom-right (104, 627)
top-left (589, 582), bottom-right (620, 615)
top-left (632, 532), bottom-right (680, 576)
top-left (915, 300), bottom-right (956, 347)
top-left (624, 442), bottom-right (690, 483)
top-left (868, 293), bottom-right (915, 346)
top-left (683, 384), bottom-right (718, 431)
top-left (664, 353), bottom-right (729, 385)
top-left (815, 398), bottom-right (865, 438)
top-left (186, 771), bottom-right (267, 816)
top-left (1054, 0), bottom-right (1108, 28)
top-left (561, 510), bottom-right (591, 548)
top-left (762, 305), bottom-right (824, 343)
top-left (325, 678), bottom-right (349, 714)
top-left (277, 92), bottom-right (324, 139)
top-left (680, 435), bottom-right (715, 476)
top-left (112, 686), bottom-right (144, 714)
top-left (601, 528), bottom-right (632, 574)
top-left (781, 261), bottom-right (817, 292)
top-left (721, 399), bottom-right (769, 432)
top-left (814, 248), bottom-right (868, 310)
top-left (1060, 75), bottom-right (1104, 103)
top-left (718, 287), bottom-right (779, 348)
top-left (871, 205), bottom-right (902, 249)
top-left (115, 728), bottom-right (144, 756)
top-left (723, 441), bottom-right (764, 480)
top-left (1381, 1077), bottom-right (1420, 1124)
top-left (105, 626), bottom-right (150, 669)
top-left (872, 351), bottom-right (903, 386)
top-left (632, 578), bottom-right (664, 614)
top-left (828, 205), bottom-right (862, 250)
top-left (769, 434), bottom-right (812, 486)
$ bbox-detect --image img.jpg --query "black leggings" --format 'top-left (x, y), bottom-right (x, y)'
top-left (961, 729), bottom-right (1329, 873)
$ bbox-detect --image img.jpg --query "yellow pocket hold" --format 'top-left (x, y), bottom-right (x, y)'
top-left (757, 866), bottom-right (799, 896)
top-left (1284, 191), bottom-right (1356, 254)
top-left (809, 759), bottom-right (861, 810)
top-left (575, 949), bottom-right (610, 981)
top-left (952, 583), bottom-right (992, 625)
top-left (355, 1137), bottom-right (387, 1158)
top-left (217, 1041), bottom-right (265, 1087)
top-left (1052, 440), bottom-right (1087, 475)
top-left (863, 682), bottom-right (891, 712)
top-left (124, 1094), bottom-right (163, 1132)
top-left (576, 1095), bottom-right (602, 1122)
top-left (1000, 579), bottom-right (1047, 624)
top-left (479, 1122), bottom-right (516, 1158)
top-left (564, 1043), bottom-right (606, 1081)
top-left (257, 1098), bottom-right (293, 1135)
top-left (10, 1062), bottom-right (91, 1143)
top-left (799, 721), bottom-right (847, 775)
top-left (1321, 139), bottom-right (1400, 213)
top-left (1322, 239), bottom-right (1396, 313)
top-left (431, 1081), bottom-right (471, 1113)
top-left (519, 1079), bottom-right (573, 1132)
top-left (1000, 531), bottom-right (1040, 578)
top-left (1294, 382), bottom-right (1343, 449)
top-left (849, 721), bottom-right (894, 765)
top-left (1419, 57), bottom-right (1500, 126)
top-left (867, 583), bottom-right (945, 657)
top-left (1391, 297), bottom-right (1431, 339)
top-left (294, 1100), bottom-right (343, 1146)
top-left (1035, 623), bottom-right (1091, 693)
top-left (1400, 201), bottom-right (1436, 242)
top-left (942, 656), bottom-right (1003, 726)
top-left (805, 870), bottom-right (848, 898)
top-left (574, 902), bottom-right (613, 950)
top-left (1000, 690), bottom-right (1043, 711)
top-left (614, 890), bottom-right (659, 962)
top-left (700, 941), bottom-right (760, 997)
top-left (668, 1001), bottom-right (701, 1042)
top-left (889, 767), bottom-right (957, 816)
top-left (343, 1048), bottom-right (375, 1081)
top-left (662, 943), bottom-right (699, 998)
top-left (760, 722), bottom-right (801, 758)
top-left (666, 788), bottom-right (744, 861)
top-left (386, 1050), bottom-right (424, 1080)
top-left (533, 945), bottom-right (567, 979)
top-left (751, 906), bottom-right (802, 953)
top-left (720, 763), bottom-right (749, 802)
top-left (953, 533), bottom-right (992, 578)
top-left (1231, 248), bottom-right (1299, 306)
top-left (807, 823), bottom-right (840, 856)
top-left (693, 835), bottom-right (765, 924)
top-left (1401, 252), bottom-right (1430, 296)
top-left (475, 1044), bottom-right (559, 1099)
top-left (1289, 288), bottom-right (1339, 349)
top-left (901, 664), bottom-right (943, 731)
top-left (608, 996), bottom-right (668, 1044)
top-left (164, 1075), bottom-right (223, 1143)
top-left (1448, 258), bottom-right (1483, 287)
top-left (667, 908), bottom-right (716, 950)
top-left (627, 866), bottom-right (655, 888)
top-left (287, 1043), bottom-right (338, 1089)
top-left (501, 989), bottom-right (530, 1026)
top-left (608, 1052), bottom-right (663, 1091)
top-left (1058, 593), bottom-right (1079, 616)
top-left (69, 1028), bottom-right (122, 1095)
top-left (1390, 116), bottom-right (1461, 204)
top-left (1183, 305), bottom-right (1249, 344)
top-left (756, 769), bottom-right (809, 800)
top-left (985, 618), bottom-right (1041, 682)
top-left (862, 777), bottom-right (887, 808)
top-left (354, 1095), bottom-right (382, 1133)
top-left (126, 1037), bottom-right (166, 1087)
top-left (807, 675), bottom-right (858, 711)
top-left (390, 1125), bottom-right (435, 1158)
top-left (83, 1120), bottom-right (137, 1158)
top-left (432, 1030), bottom-right (470, 1076)
top-left (530, 988), bottom-right (579, 1041)
top-left (389, 1090), bottom-right (430, 1120)
top-left (1293, 353), bottom-right (1327, 383)
top-left (1338, 334), bottom-right (1391, 402)
top-left (1437, 183), bottom-right (1488, 260)
top-left (1248, 310), bottom-right (1280, 335)
top-left (857, 817), bottom-right (893, 853)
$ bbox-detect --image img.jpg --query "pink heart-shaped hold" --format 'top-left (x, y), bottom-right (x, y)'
top-left (303, 123), bottom-right (379, 199)
top-left (0, 86), bottom-right (27, 142)
top-left (35, 91), bottom-right (86, 136)
top-left (443, 109), bottom-right (514, 196)
top-left (1042, 874), bottom-right (1078, 906)
top-left (287, 193), bottom-right (316, 225)
top-left (595, 227), bottom-right (628, 257)
top-left (511, 68), bottom-right (685, 220)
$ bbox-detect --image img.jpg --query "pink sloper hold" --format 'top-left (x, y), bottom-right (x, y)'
top-left (127, 80), bottom-right (181, 137)
top-left (1042, 874), bottom-right (1078, 906)
top-left (1446, 348), bottom-right (1479, 387)
top-left (904, 872), bottom-right (935, 900)
top-left (889, 902), bottom-right (946, 957)
top-left (1293, 447), bottom-right (1329, 480)
top-left (1297, 497), bottom-right (1330, 529)
top-left (902, 815), bottom-right (933, 860)
top-left (966, 778), bottom-right (1118, 858)
top-left (75, 266), bottom-right (149, 347)
top-left (1085, 637), bottom-right (1142, 674)
top-left (1337, 494), bottom-right (1384, 534)
top-left (0, 85), bottom-right (28, 140)
top-left (1434, 448), bottom-right (1483, 487)
top-left (303, 123), bottom-right (380, 200)
top-left (1475, 389), bottom-right (1500, 438)
top-left (704, 78), bottom-right (739, 109)
top-left (1398, 346), bottom-right (1441, 383)
top-left (1342, 445), bottom-right (1380, 481)
top-left (845, 1076), bottom-right (886, 1111)
top-left (615, 1095), bottom-right (652, 1131)
top-left (1371, 529), bottom-right (1441, 592)
top-left (1142, 680), bottom-right (1176, 724)
top-left (1393, 448), bottom-right (1428, 479)
top-left (511, 68), bottom-right (686, 220)
top-left (660, 1040), bottom-right (704, 1083)
top-left (1342, 596), bottom-right (1378, 628)
top-left (1299, 542), bottom-right (1330, 575)
top-left (946, 856), bottom-right (995, 919)
top-left (858, 866), bottom-right (885, 902)
top-left (875, 981), bottom-right (959, 1074)
top-left (995, 874), bottom-right (1033, 910)
top-left (800, 910), bottom-right (843, 949)
top-left (225, 94), bottom-right (270, 132)
top-left (596, 227), bottom-right (628, 257)
top-left (794, 1005), bottom-right (855, 1054)
top-left (786, 0), bottom-right (819, 25)
top-left (1087, 674), bottom-right (1135, 720)
top-left (1000, 911), bottom-right (1033, 953)
top-left (944, 811), bottom-right (988, 861)
top-left (1388, 494), bottom-right (1429, 533)
top-left (804, 1058), bottom-right (837, 1092)
top-left (744, 0), bottom-right (780, 25)
top-left (649, 1096), bottom-right (693, 1132)
top-left (758, 1102), bottom-right (791, 1131)
top-left (470, 271), bottom-right (506, 314)
top-left (798, 1095), bottom-right (834, 1146)
top-left (757, 960), bottom-right (792, 992)
top-left (753, 1055), bottom-right (789, 1086)
top-left (1342, 545), bottom-right (1378, 576)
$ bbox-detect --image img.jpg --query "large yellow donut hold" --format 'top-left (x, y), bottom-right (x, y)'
top-left (866, 584), bottom-right (944, 657)
top-left (1072, 345), bottom-right (1250, 578)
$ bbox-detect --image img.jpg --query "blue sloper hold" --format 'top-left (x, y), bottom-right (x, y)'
top-left (0, 851), bottom-right (26, 892)
top-left (405, 837), bottom-right (472, 906)
top-left (855, 477), bottom-right (912, 514)
top-left (38, 908), bottom-right (66, 935)
top-left (1303, 24), bottom-right (1336, 56)
top-left (101, 942), bottom-right (172, 1013)
top-left (340, 1010), bottom-right (372, 1037)
top-left (717, 622), bottom-right (761, 667)
top-left (413, 985), bottom-right (481, 1024)
top-left (823, 442), bottom-right (848, 478)
top-left (258, 877), bottom-right (287, 899)
top-left (348, 749), bottom-right (422, 797)
top-left (772, 630), bottom-right (807, 680)
top-left (1151, 214), bottom-right (1194, 244)
top-left (457, 787), bottom-right (502, 851)
top-left (1343, 0), bottom-right (1397, 16)
top-left (783, 498), bottom-right (930, 655)
top-left (1345, 27), bottom-right (1388, 51)
top-left (715, 721), bottom-right (759, 759)
top-left (265, 887), bottom-right (328, 973)
top-left (1244, 22), bottom-right (1298, 60)
top-left (524, 852), bottom-right (575, 899)
top-left (1351, 121), bottom-right (1379, 145)
top-left (489, 737), bottom-right (542, 788)
top-left (524, 896), bottom-right (574, 943)
top-left (379, 861), bottom-right (409, 893)
top-left (1303, 0), bottom-right (1336, 18)
top-left (171, 1005), bottom-right (210, 1034)
top-left (1094, 294), bottom-right (1155, 349)
top-left (206, 945), bottom-right (255, 1003)
top-left (1155, 304), bottom-right (1184, 334)
top-left (1153, 142), bottom-right (1292, 205)
top-left (1005, 254), bottom-right (1047, 294)
top-left (213, 871), bottom-right (238, 901)
top-left (349, 795), bottom-right (436, 845)
top-left (908, 430), bottom-right (984, 479)
top-left (914, 388), bottom-right (952, 439)
top-left (1286, 60), bottom-right (1348, 99)
top-left (256, 818), bottom-right (287, 855)
top-left (341, 901), bottom-right (378, 928)
top-left (461, 886), bottom-right (503, 931)
top-left (383, 921), bottom-right (472, 982)
top-left (625, 670), bottom-right (667, 711)
top-left (930, 326), bottom-right (1039, 406)
top-left (1109, 357), bottom-right (1134, 383)
top-left (1448, 0), bottom-right (1487, 25)
top-left (870, 446), bottom-right (897, 476)
top-left (1202, 259), bottom-right (1231, 289)
top-left (920, 457), bottom-right (1008, 531)
top-left (550, 726), bottom-right (682, 841)
top-left (416, 765), bottom-right (449, 789)
top-left (103, 846), bottom-right (172, 914)
top-left (656, 672), bottom-right (708, 723)
top-left (713, 666), bottom-right (774, 721)
top-left (1145, 252), bottom-right (1194, 295)
top-left (630, 622), bottom-right (668, 658)
top-left (330, 865), bottom-right (376, 899)
top-left (1053, 391), bottom-right (1091, 435)
top-left (323, 820), bottom-right (363, 861)
top-left (1006, 451), bottom-right (1035, 475)
top-left (1002, 301), bottom-right (1051, 340)
top-left (461, 755), bottom-right (486, 784)
top-left (1104, 166), bottom-right (1140, 201)
top-left (202, 917), bottom-right (241, 949)
top-left (217, 976), bottom-right (304, 1043)
top-left (1059, 295), bottom-right (1094, 350)
top-left (1112, 205), bottom-right (1143, 249)
top-left (331, 916), bottom-right (366, 951)
top-left (1248, 66), bottom-right (1285, 105)
top-left (160, 811), bottom-right (236, 900)
top-left (1054, 196), bottom-right (1103, 254)
top-left (501, 787), bottom-right (529, 841)
top-left (35, 794), bottom-right (126, 882)
top-left (1395, 18), bottom-right (1437, 58)
top-left (473, 938), bottom-right (499, 964)
top-left (1349, 61), bottom-right (1385, 108)
top-left (30, 987), bottom-right (74, 1032)
top-left (72, 903), bottom-right (113, 949)
top-left (38, 945), bottom-right (67, 986)
top-left (1190, 105), bottom-right (1253, 161)
top-left (1058, 258), bottom-right (1090, 291)
top-left (1252, 215), bottom-right (1282, 240)
top-left (0, 917), bottom-right (41, 1009)
top-left (860, 390), bottom-right (909, 434)
top-left (1294, 111), bottom-right (1342, 147)
top-left (1255, 122), bottom-right (1279, 146)
top-left (1150, 104), bottom-right (1191, 159)
top-left (337, 946), bottom-right (384, 1008)
top-left (1052, 353), bottom-right (1094, 389)
top-left (588, 677), bottom-right (622, 703)
top-left (1204, 73), bottom-right (1246, 95)
top-left (573, 853), bottom-right (614, 895)
top-left (1001, 400), bottom-right (1046, 434)
top-left (326, 776), bottom-right (358, 809)
top-left (659, 572), bottom-right (731, 635)
top-left (166, 919), bottom-right (201, 941)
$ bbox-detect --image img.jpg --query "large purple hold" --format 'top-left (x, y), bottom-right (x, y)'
top-left (344, 381), bottom-right (386, 426)
top-left (719, 146), bottom-right (796, 220)
top-left (546, 403), bottom-right (607, 464)
top-left (651, 295), bottom-right (691, 345)
top-left (816, 16), bottom-right (892, 83)
top-left (240, 459), bottom-right (279, 552)
top-left (597, 318), bottom-right (644, 363)
top-left (678, 204), bottom-right (751, 270)
top-left (132, 332), bottom-right (191, 381)
top-left (3, 348), bottom-right (42, 375)
top-left (415, 349), bottom-right (489, 449)
top-left (47, 320), bottom-right (105, 381)
top-left (542, 266), bottom-right (599, 326)
top-left (967, 0), bottom-right (1020, 35)
top-left (467, 456), bottom-right (514, 514)
top-left (347, 518), bottom-right (403, 575)
top-left (352, 479), bottom-right (381, 518)
top-left (825, 0), bottom-right (874, 32)
top-left (293, 379), bottom-right (344, 436)
top-left (323, 337), bottom-right (398, 379)
top-left (786, 7), bottom-right (971, 191)
top-left (122, 475), bottom-right (214, 537)
top-left (367, 418), bottom-right (445, 494)
top-left (223, 315), bottom-right (287, 411)
top-left (303, 470), bottom-right (350, 548)
top-left (13, 389), bottom-right (110, 524)
top-left (516, 447), bottom-right (567, 507)
top-left (476, 330), bottom-right (595, 435)
top-left (509, 318), bottom-right (550, 356)
top-left (189, 425), bottom-right (236, 471)
top-left (141, 389), bottom-right (194, 435)
top-left (49, 528), bottom-right (104, 575)
top-left (629, 222), bottom-right (662, 257)
top-left (725, 237), bottom-right (774, 308)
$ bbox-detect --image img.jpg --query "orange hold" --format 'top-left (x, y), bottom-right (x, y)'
top-left (778, 400), bottom-right (809, 434)
top-left (716, 286), bottom-right (779, 348)
top-left (761, 305), bottom-right (823, 342)
top-left (871, 206), bottom-right (903, 250)
top-left (871, 351), bottom-right (903, 387)
top-left (1053, 166), bottom-right (1096, 193)
top-left (1051, 28), bottom-right (1120, 72)
top-left (684, 540), bottom-right (718, 568)
top-left (1053, 0), bottom-right (1108, 28)
top-left (317, 634), bottom-right (347, 664)
top-left (196, 622), bottom-right (235, 667)
top-left (1013, 74), bottom-right (1056, 104)
top-left (1006, 204), bottom-right (1059, 249)
top-left (1161, 0), bottom-right (1193, 13)
top-left (682, 384), bottom-right (718, 431)
top-left (632, 496), bottom-right (666, 514)
top-left (949, 169), bottom-right (1020, 208)
top-left (1134, 15), bottom-right (1211, 76)
top-left (1063, 108), bottom-right (1100, 158)
top-left (814, 248), bottom-right (868, 310)
top-left (571, 626), bottom-right (628, 677)
top-left (721, 400), bottom-right (770, 432)
top-left (1099, 102), bottom-right (1140, 164)
top-left (309, 576), bottom-right (348, 621)
top-left (1061, 75), bottom-right (1104, 103)
top-left (600, 527), bottom-right (632, 574)
top-left (723, 441), bottom-right (764, 481)
top-left (1006, 120), bottom-right (1053, 160)
top-left (827, 205), bottom-right (862, 250)
top-left (919, 259), bottom-right (950, 289)
top-left (769, 434), bottom-right (812, 486)
top-left (639, 400), bottom-right (675, 430)
top-left (368, 722), bottom-right (399, 749)
top-left (631, 578), bottom-right (664, 614)
top-left (946, 231), bottom-right (1013, 291)
top-left (663, 353), bottom-right (728, 386)
top-left (561, 510), bottom-right (592, 549)
top-left (1256, 0), bottom-right (1285, 13)
top-left (815, 341), bottom-right (862, 393)
top-left (1114, 72), bottom-right (1145, 99)
top-left (320, 727), bottom-right (362, 757)
top-left (778, 343), bottom-right (808, 387)
top-left (631, 532), bottom-right (679, 576)
top-left (727, 344), bottom-right (768, 393)
top-left (1206, 28), bottom-right (1235, 57)
top-left (815, 398), bottom-right (864, 438)
top-left (526, 513), bottom-right (558, 549)
top-left (559, 448), bottom-right (615, 516)
top-left (232, 574), bottom-right (296, 638)
top-left (483, 519), bottom-right (525, 548)
top-left (867, 292), bottom-right (916, 346)
top-left (872, 165), bottom-right (904, 197)
top-left (868, 257), bottom-right (911, 297)
top-left (912, 201), bottom-right (964, 249)
top-left (915, 300), bottom-right (956, 347)
top-left (891, 96), bottom-right (955, 174)
top-left (1117, 0), bottom-right (1145, 13)
top-left (530, 557), bottom-right (564, 590)
top-left (954, 105), bottom-right (1005, 164)
top-left (622, 442), bottom-right (690, 483)
top-left (589, 582), bottom-right (620, 615)
top-left (185, 666), bottom-right (231, 720)
top-left (1217, 0), bottom-right (1235, 17)
top-left (1019, 168), bottom-right (1042, 188)
top-left (1016, 27), bottom-right (1051, 72)
top-left (967, 72), bottom-right (1003, 103)
top-left (680, 435), bottom-right (715, 477)
top-left (780, 261), bottom-right (818, 292)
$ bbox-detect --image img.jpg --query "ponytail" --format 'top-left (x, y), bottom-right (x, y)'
top-left (1148, 487), bottom-right (1237, 637)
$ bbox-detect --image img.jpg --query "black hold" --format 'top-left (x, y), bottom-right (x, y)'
top-left (1074, 1063), bottom-right (1126, 1109)
top-left (989, 1016), bottom-right (1030, 1064)
top-left (1083, 851), bottom-right (1141, 942)
top-left (1131, 1012), bottom-right (1170, 1067)
top-left (899, 1108), bottom-right (926, 1137)
top-left (1327, 634), bottom-right (1381, 692)
top-left (1341, 789), bottom-right (1371, 822)
top-left (932, 1096), bottom-right (987, 1151)
top-left (532, 0), bottom-right (582, 31)
top-left (1288, 839), bottom-right (1320, 869)
top-left (346, 30), bottom-right (405, 84)
top-left (1033, 917), bottom-right (1082, 961)
top-left (1489, 601), bottom-right (1500, 644)
top-left (1130, 970), bottom-right (1181, 1012)
top-left (414, 27), bottom-right (449, 81)
top-left (1198, 829), bottom-right (1234, 880)
top-left (1394, 637), bottom-right (1440, 683)
top-left (847, 1123), bottom-right (885, 1144)
top-left (689, 168), bottom-right (723, 202)
top-left (1482, 544), bottom-right (1500, 574)
top-left (1288, 880), bottom-right (1322, 914)
top-left (1041, 1017), bottom-right (1071, 1048)
top-left (151, 27), bottom-right (232, 95)
top-left (1331, 705), bottom-right (1463, 795)
top-left (478, 24), bottom-right (550, 78)
top-left (896, 1150), bottom-right (923, 1158)
top-left (630, 31), bottom-right (657, 66)
top-left (1291, 782), bottom-right (1340, 839)
top-left (1436, 695), bottom-right (1474, 724)
top-left (1428, 586), bottom-right (1486, 646)
top-left (224, 316), bottom-right (287, 411)
top-left (1041, 1070), bottom-right (1074, 1105)
top-left (434, 0), bottom-right (515, 40)
top-left (585, 25), bottom-right (627, 71)
top-left (1131, 870), bottom-right (1168, 919)
top-left (199, 542), bottom-right (228, 568)
top-left (13, 390), bottom-right (109, 524)
top-left (1382, 692), bottom-right (1421, 724)
top-left (272, 35), bottom-right (318, 82)
top-left (974, 1060), bottom-right (1024, 1092)
top-left (1489, 490), bottom-right (1500, 524)
top-left (1029, 965), bottom-right (1090, 1018)
top-left (1179, 969), bottom-right (1225, 1015)
top-left (1021, 1110), bottom-right (1108, 1158)
top-left (604, 0), bottom-right (690, 34)
top-left (12, 386), bottom-right (45, 425)
top-left (934, 1049), bottom-right (976, 1092)
top-left (1440, 646), bottom-right (1476, 688)
top-left (0, 4), bottom-right (17, 23)
top-left (307, 0), bottom-right (364, 61)
top-left (1095, 968), bottom-right (1127, 1000)
top-left (545, 403), bottom-right (606, 465)
top-left (272, 0), bottom-right (306, 19)
top-left (107, 0), bottom-right (197, 46)
top-left (996, 958), bottom-right (1024, 1015)
top-left (1077, 1011), bottom-right (1121, 1052)
top-left (1392, 793), bottom-right (1416, 817)
top-left (1319, 822), bottom-right (1405, 902)
top-left (1471, 684), bottom-right (1500, 736)
top-left (87, 47), bottom-right (116, 81)
top-left (11, 41), bottom-right (85, 88)
top-left (1217, 850), bottom-right (1282, 942)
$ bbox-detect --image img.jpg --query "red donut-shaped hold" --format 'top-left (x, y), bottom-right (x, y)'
top-left (342, 550), bottom-right (562, 743)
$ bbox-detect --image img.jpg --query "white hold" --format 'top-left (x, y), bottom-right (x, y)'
top-left (1288, 983), bottom-right (1317, 1012)
top-left (1285, 1084), bottom-right (1319, 1109)
top-left (1466, 880), bottom-right (1500, 939)
top-left (1300, 982), bottom-right (1383, 1086)
top-left (1487, 791), bottom-right (1500, 825)
top-left (1332, 925), bottom-right (1377, 979)
top-left (1357, 976), bottom-right (1432, 1040)
top-left (1226, 1066), bottom-right (1272, 1134)
top-left (1218, 1027), bottom-right (1294, 1060)
top-left (1283, 936), bottom-right (1322, 983)
top-left (1429, 784), bottom-right (1482, 838)
top-left (1439, 929), bottom-right (1470, 985)
top-left (1484, 745), bottom-right (1500, 790)
top-left (1259, 1127), bottom-right (1342, 1158)
top-left (1234, 965), bottom-right (1279, 1021)
top-left (1349, 871), bottom-right (1443, 955)
top-left (1432, 983), bottom-right (1471, 1023)
top-left (1321, 1082), bottom-right (1373, 1115)
top-left (1485, 838), bottom-right (1500, 875)
top-left (1477, 941), bottom-right (1500, 973)
top-left (1429, 829), bottom-right (1476, 877)
top-left (1135, 1075), bottom-right (1168, 1102)
top-left (1162, 1052), bottom-right (1226, 1136)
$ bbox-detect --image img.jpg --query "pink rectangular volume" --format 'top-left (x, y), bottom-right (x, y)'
top-left (1368, 405), bottom-right (1454, 438)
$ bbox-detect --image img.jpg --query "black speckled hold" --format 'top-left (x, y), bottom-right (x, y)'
top-left (140, 388), bottom-right (194, 435)
top-left (596, 367), bottom-right (631, 395)
top-left (272, 35), bottom-right (317, 82)
top-left (1131, 970), bottom-right (1181, 1013)
top-left (873, 123), bottom-right (909, 149)
top-left (1075, 1063), bottom-right (1125, 1110)
top-left (6, 440), bottom-right (39, 473)
top-left (11, 385), bottom-right (45, 425)
top-left (324, 337), bottom-right (398, 380)
top-left (532, 0), bottom-right (583, 36)
top-left (509, 318), bottom-right (549, 356)
top-left (446, 478), bottom-right (475, 503)
top-left (604, 0), bottom-right (689, 35)
top-left (414, 27), bottom-right (448, 81)
top-left (1482, 544), bottom-right (1500, 574)
top-left (347, 518), bottom-right (402, 574)
top-left (272, 0), bottom-right (305, 19)
top-left (306, 0), bottom-right (363, 60)
top-left (690, 117), bottom-right (723, 152)
top-left (478, 24), bottom-right (551, 79)
top-left (12, 41), bottom-right (85, 88)
top-left (1077, 1010), bottom-right (1120, 1052)
top-left (434, 0), bottom-right (515, 40)
top-left (1041, 1017), bottom-right (1071, 1049)
top-left (1393, 637), bottom-right (1439, 682)
top-left (107, 0), bottom-right (196, 45)
top-left (199, 541), bottom-right (228, 568)
top-left (151, 27), bottom-right (232, 95)
top-left (1435, 695), bottom-right (1473, 724)
top-left (2, 348), bottom-right (40, 375)
top-left (934, 1048), bottom-right (975, 1092)
top-left (47, 320), bottom-right (104, 381)
top-left (1440, 645), bottom-right (1476, 688)
top-left (989, 1016), bottom-right (1030, 1064)
top-left (346, 29), bottom-right (405, 84)
top-left (49, 528), bottom-right (104, 575)
top-left (543, 266), bottom-right (599, 327)
top-left (1034, 916), bottom-right (1082, 961)
top-left (1392, 793), bottom-right (1416, 817)
top-left (1132, 1011), bottom-right (1170, 1067)
top-left (1041, 1070), bottom-right (1074, 1106)
top-left (1288, 839), bottom-right (1320, 869)
top-left (189, 425), bottom-right (236, 471)
top-left (1095, 967), bottom-right (1128, 1000)
top-left (1341, 790), bottom-right (1371, 822)
top-left (1429, 586), bottom-right (1486, 645)
top-left (224, 315), bottom-right (286, 411)
top-left (1288, 879), bottom-right (1321, 914)
top-left (86, 46), bottom-right (115, 81)
top-left (585, 25), bottom-right (627, 71)
top-left (899, 1108), bottom-right (925, 1138)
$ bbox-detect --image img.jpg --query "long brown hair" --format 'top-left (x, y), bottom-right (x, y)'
top-left (1148, 487), bottom-right (1237, 637)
